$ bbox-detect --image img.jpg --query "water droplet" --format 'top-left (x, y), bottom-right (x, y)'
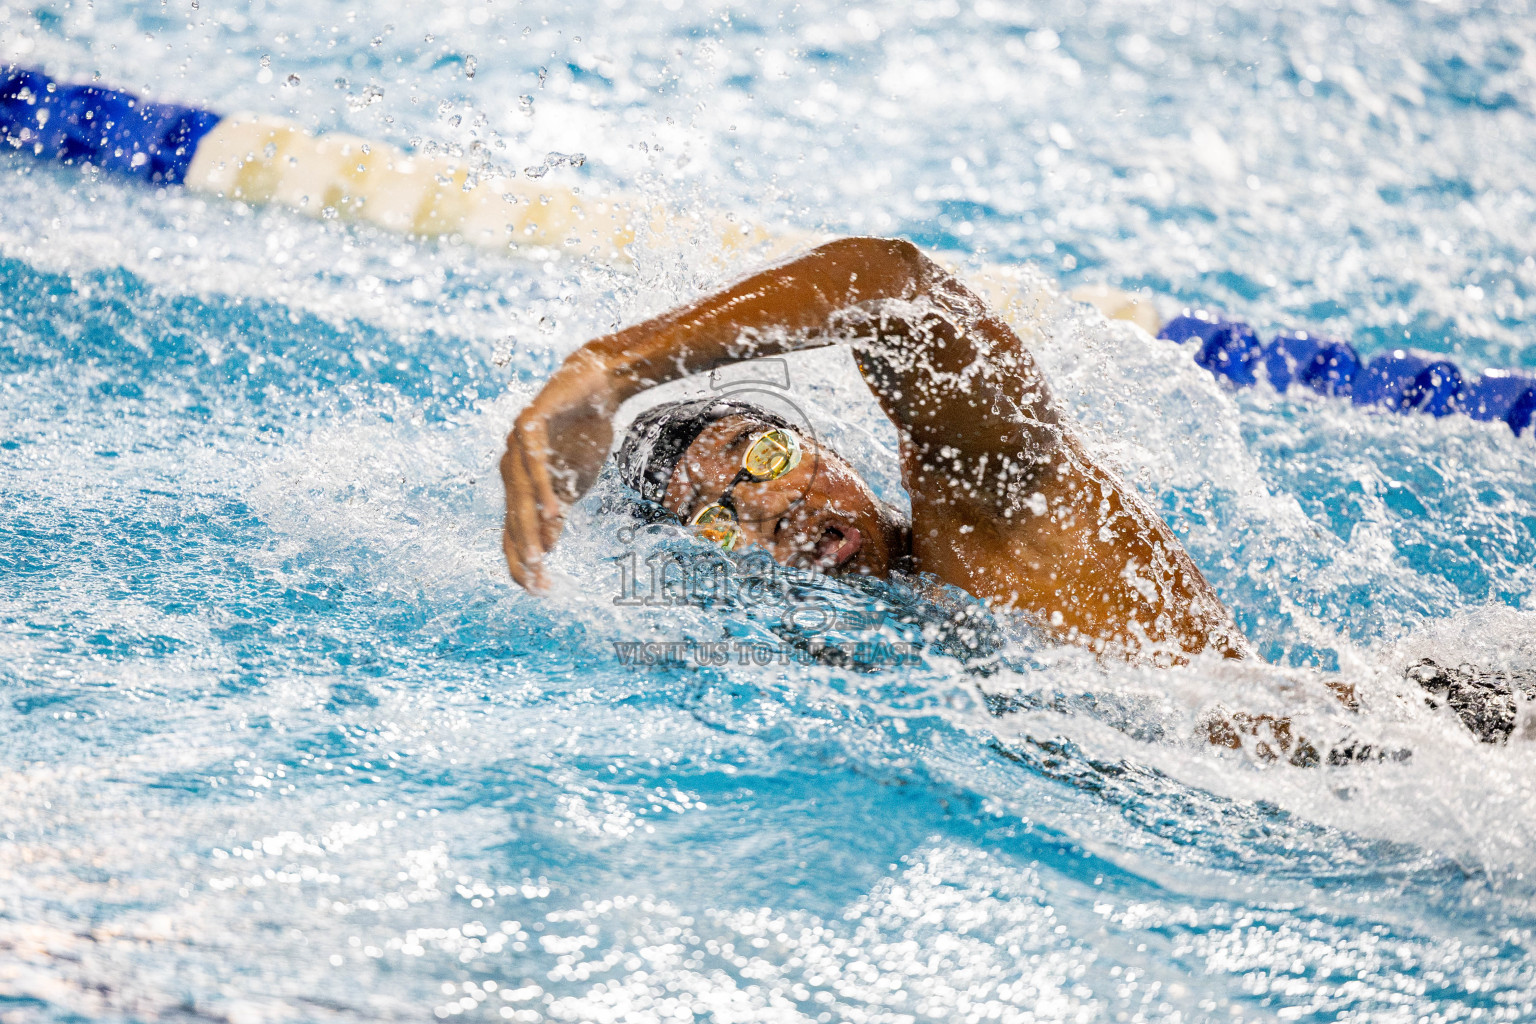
top-left (347, 84), bottom-right (385, 111)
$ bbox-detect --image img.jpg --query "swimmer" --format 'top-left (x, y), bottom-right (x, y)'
top-left (501, 236), bottom-right (1532, 754)
top-left (501, 236), bottom-right (1245, 662)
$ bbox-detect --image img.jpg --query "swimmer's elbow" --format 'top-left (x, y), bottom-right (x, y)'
top-left (808, 236), bottom-right (930, 293)
top-left (813, 235), bottom-right (920, 261)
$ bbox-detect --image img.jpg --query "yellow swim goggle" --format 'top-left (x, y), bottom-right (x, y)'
top-left (688, 428), bottom-right (803, 551)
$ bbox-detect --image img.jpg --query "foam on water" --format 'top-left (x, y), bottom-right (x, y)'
top-left (4, 0), bottom-right (1536, 1021)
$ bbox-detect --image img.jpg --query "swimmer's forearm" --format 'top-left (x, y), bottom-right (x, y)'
top-left (574, 236), bottom-right (930, 406)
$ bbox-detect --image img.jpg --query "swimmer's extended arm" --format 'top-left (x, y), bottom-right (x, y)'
top-left (502, 236), bottom-right (1060, 590)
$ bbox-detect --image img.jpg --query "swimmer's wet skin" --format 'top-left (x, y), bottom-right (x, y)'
top-left (501, 236), bottom-right (1245, 662)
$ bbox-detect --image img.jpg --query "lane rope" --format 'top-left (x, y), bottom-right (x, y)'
top-left (1160, 313), bottom-right (1536, 437)
top-left (0, 63), bottom-right (794, 262)
top-left (4, 65), bottom-right (1532, 436)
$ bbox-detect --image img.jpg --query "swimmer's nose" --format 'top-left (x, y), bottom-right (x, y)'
top-left (729, 476), bottom-right (811, 526)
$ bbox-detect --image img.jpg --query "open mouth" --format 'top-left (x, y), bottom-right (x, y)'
top-left (811, 523), bottom-right (862, 570)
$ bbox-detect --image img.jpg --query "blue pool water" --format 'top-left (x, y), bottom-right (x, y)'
top-left (4, 1), bottom-right (1536, 1021)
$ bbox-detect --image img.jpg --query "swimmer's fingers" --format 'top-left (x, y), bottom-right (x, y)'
top-left (500, 444), bottom-right (551, 593)
top-left (501, 522), bottom-right (542, 593)
top-left (512, 414), bottom-right (568, 552)
top-left (499, 447), bottom-right (540, 590)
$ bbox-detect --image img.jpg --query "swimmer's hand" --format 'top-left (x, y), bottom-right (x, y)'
top-left (501, 352), bottom-right (616, 592)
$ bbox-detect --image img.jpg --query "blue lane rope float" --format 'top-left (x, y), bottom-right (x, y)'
top-left (1161, 311), bottom-right (1536, 437)
top-left (5, 66), bottom-right (1534, 438)
top-left (1, 65), bottom-right (219, 184)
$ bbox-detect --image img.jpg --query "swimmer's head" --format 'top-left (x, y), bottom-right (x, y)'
top-left (616, 398), bottom-right (908, 576)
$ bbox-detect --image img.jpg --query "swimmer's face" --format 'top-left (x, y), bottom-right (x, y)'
top-left (664, 415), bottom-right (906, 577)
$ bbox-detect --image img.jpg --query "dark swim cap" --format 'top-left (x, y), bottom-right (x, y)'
top-left (616, 398), bottom-right (792, 506)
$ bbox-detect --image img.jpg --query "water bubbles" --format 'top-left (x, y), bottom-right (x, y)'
top-left (347, 83), bottom-right (385, 111)
top-left (522, 152), bottom-right (587, 179)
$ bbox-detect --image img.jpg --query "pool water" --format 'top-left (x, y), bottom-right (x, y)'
top-left (4, 1), bottom-right (1536, 1021)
